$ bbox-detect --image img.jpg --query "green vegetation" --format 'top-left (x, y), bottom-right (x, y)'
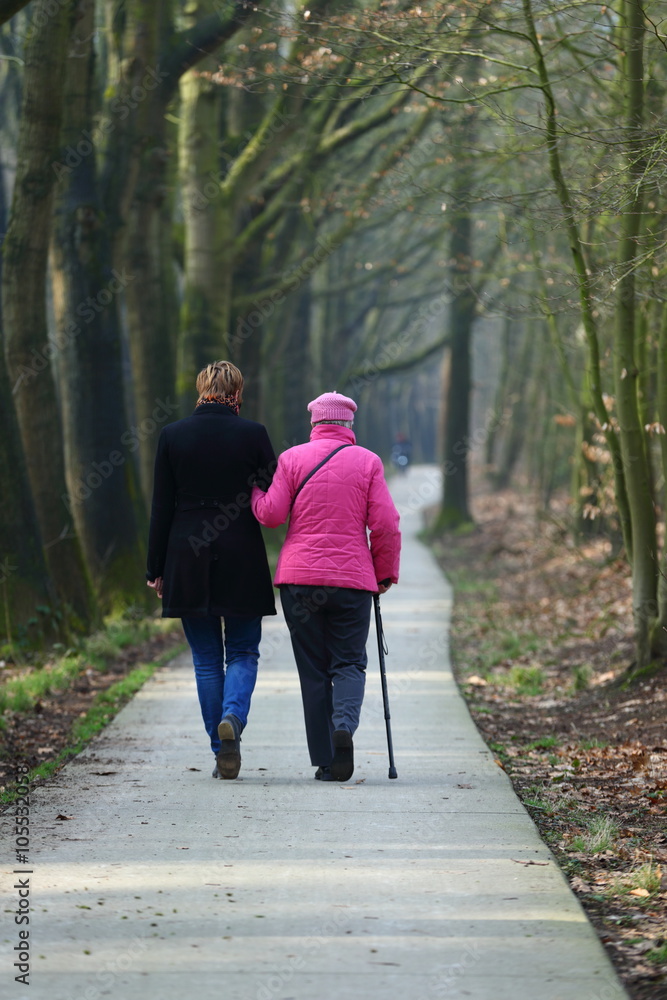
top-left (525, 736), bottom-right (559, 751)
top-left (455, 614), bottom-right (545, 682)
top-left (501, 664), bottom-right (546, 697)
top-left (523, 789), bottom-right (555, 815)
top-left (0, 612), bottom-right (178, 722)
top-left (571, 663), bottom-right (593, 692)
top-left (579, 738), bottom-right (609, 751)
top-left (569, 816), bottom-right (620, 855)
top-left (609, 861), bottom-right (663, 902)
top-left (0, 641), bottom-right (184, 805)
top-left (647, 943), bottom-right (667, 966)
top-left (488, 740), bottom-right (510, 766)
top-left (522, 783), bottom-right (579, 819)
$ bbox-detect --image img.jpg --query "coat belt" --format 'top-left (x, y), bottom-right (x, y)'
top-left (175, 493), bottom-right (232, 512)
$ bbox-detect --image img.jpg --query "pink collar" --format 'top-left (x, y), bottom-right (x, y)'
top-left (309, 424), bottom-right (356, 445)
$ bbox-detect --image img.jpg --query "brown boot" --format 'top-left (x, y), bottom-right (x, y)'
top-left (216, 716), bottom-right (242, 779)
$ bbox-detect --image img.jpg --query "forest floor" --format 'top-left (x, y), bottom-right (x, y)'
top-left (430, 485), bottom-right (667, 1000)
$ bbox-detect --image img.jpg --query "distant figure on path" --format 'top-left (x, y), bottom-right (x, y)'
top-left (390, 431), bottom-right (412, 475)
top-left (252, 391), bottom-right (401, 782)
top-left (146, 361), bottom-right (276, 780)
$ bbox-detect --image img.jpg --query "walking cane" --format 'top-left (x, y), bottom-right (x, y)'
top-left (373, 594), bottom-right (398, 779)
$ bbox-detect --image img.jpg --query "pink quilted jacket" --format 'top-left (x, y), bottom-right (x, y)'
top-left (251, 424), bottom-right (400, 591)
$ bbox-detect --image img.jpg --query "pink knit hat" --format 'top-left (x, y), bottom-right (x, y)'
top-left (307, 391), bottom-right (357, 423)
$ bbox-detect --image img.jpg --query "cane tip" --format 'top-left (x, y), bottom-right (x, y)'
top-left (388, 767), bottom-right (398, 779)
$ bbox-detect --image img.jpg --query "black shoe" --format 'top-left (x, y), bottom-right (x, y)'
top-left (314, 766), bottom-right (333, 781)
top-left (330, 729), bottom-right (354, 782)
top-left (216, 715), bottom-right (241, 779)
top-left (212, 764), bottom-right (221, 779)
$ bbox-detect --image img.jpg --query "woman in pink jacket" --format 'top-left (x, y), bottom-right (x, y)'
top-left (251, 391), bottom-right (400, 782)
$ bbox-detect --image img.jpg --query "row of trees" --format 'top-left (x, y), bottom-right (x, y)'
top-left (1, 1), bottom-right (666, 673)
top-left (0, 0), bottom-right (462, 642)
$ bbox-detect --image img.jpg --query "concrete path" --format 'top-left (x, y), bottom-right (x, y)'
top-left (2, 466), bottom-right (628, 1000)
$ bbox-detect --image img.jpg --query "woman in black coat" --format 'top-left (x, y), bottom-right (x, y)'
top-left (146, 361), bottom-right (276, 780)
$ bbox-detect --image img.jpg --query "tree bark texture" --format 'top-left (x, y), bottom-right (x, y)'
top-left (613, 2), bottom-right (656, 668)
top-left (50, 0), bottom-right (147, 608)
top-left (121, 2), bottom-right (178, 508)
top-left (177, 41), bottom-right (232, 413)
top-left (2, 0), bottom-right (95, 628)
top-left (0, 239), bottom-right (55, 642)
top-left (652, 301), bottom-right (667, 655)
top-left (438, 105), bottom-right (476, 529)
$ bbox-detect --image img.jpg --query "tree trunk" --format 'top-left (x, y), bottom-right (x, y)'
top-left (2, 0), bottom-right (95, 629)
top-left (436, 132), bottom-right (475, 529)
top-left (122, 1), bottom-right (178, 509)
top-left (0, 347), bottom-right (57, 646)
top-left (613, 2), bottom-right (656, 669)
top-left (494, 320), bottom-right (536, 490)
top-left (50, 0), bottom-right (147, 609)
top-left (177, 4), bottom-right (232, 414)
top-left (652, 300), bottom-right (667, 656)
top-left (485, 314), bottom-right (512, 474)
top-left (0, 222), bottom-right (55, 644)
top-left (124, 145), bottom-right (179, 509)
top-left (437, 287), bottom-right (474, 527)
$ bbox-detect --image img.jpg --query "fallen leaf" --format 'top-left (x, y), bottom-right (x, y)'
top-left (55, 814), bottom-right (74, 821)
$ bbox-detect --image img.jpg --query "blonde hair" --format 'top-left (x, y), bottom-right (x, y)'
top-left (195, 361), bottom-right (244, 405)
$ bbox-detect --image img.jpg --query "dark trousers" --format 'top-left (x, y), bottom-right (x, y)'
top-left (280, 584), bottom-right (372, 766)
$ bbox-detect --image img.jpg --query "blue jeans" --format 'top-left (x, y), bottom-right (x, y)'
top-left (181, 615), bottom-right (262, 755)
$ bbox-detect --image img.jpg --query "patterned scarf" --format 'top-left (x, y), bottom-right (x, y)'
top-left (196, 394), bottom-right (240, 414)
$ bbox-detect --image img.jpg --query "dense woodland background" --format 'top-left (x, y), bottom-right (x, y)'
top-left (1, 0), bottom-right (666, 674)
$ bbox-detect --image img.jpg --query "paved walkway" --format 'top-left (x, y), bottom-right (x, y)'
top-left (2, 466), bottom-right (628, 1000)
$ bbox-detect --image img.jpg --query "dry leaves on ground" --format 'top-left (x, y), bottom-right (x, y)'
top-left (434, 486), bottom-right (667, 1000)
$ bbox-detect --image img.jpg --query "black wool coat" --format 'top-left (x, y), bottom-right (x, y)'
top-left (146, 403), bottom-right (277, 618)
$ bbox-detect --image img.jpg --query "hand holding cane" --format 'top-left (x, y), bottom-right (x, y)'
top-left (373, 594), bottom-right (397, 779)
